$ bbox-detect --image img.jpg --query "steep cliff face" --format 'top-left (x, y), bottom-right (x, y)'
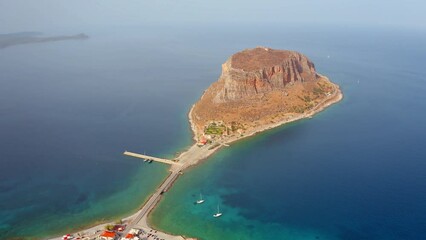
top-left (213, 47), bottom-right (318, 103)
top-left (191, 47), bottom-right (338, 140)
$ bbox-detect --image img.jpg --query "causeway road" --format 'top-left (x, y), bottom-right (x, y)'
top-left (122, 169), bottom-right (181, 236)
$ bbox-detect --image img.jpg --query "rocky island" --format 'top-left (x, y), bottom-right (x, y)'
top-left (48, 47), bottom-right (342, 240)
top-left (190, 47), bottom-right (342, 144)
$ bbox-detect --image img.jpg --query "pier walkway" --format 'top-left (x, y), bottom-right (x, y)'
top-left (120, 144), bottom-right (219, 239)
top-left (124, 151), bottom-right (182, 166)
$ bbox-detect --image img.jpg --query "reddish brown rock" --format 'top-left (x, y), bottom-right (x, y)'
top-left (214, 47), bottom-right (318, 103)
top-left (190, 47), bottom-right (340, 140)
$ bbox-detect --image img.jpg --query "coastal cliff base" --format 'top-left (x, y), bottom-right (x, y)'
top-left (191, 47), bottom-right (341, 141)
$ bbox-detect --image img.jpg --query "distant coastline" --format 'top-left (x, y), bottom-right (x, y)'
top-left (0, 32), bottom-right (88, 49)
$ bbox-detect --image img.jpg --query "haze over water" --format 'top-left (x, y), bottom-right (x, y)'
top-left (1, 25), bottom-right (426, 240)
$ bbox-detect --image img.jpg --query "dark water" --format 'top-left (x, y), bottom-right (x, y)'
top-left (1, 25), bottom-right (426, 239)
top-left (150, 26), bottom-right (426, 239)
top-left (0, 28), bottom-right (202, 239)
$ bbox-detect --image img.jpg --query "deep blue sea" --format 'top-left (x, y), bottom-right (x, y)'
top-left (1, 25), bottom-right (426, 239)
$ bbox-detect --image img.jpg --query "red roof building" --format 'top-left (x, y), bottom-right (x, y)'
top-left (125, 234), bottom-right (134, 239)
top-left (100, 231), bottom-right (116, 240)
top-left (199, 136), bottom-right (208, 145)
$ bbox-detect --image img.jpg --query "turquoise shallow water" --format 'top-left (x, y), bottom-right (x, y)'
top-left (150, 123), bottom-right (341, 240)
top-left (1, 25), bottom-right (426, 239)
top-left (9, 164), bottom-right (169, 239)
top-left (150, 131), bottom-right (338, 240)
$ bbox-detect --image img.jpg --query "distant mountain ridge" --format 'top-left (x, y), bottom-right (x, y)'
top-left (0, 32), bottom-right (88, 49)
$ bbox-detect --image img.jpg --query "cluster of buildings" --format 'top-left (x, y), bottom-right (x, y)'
top-left (98, 228), bottom-right (167, 240)
top-left (99, 228), bottom-right (141, 240)
top-left (61, 227), bottom-right (163, 240)
top-left (99, 229), bottom-right (143, 240)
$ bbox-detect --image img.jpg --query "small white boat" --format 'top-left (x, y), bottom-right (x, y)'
top-left (213, 204), bottom-right (222, 218)
top-left (196, 193), bottom-right (205, 204)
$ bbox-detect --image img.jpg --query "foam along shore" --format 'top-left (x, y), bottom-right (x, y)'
top-left (47, 76), bottom-right (342, 240)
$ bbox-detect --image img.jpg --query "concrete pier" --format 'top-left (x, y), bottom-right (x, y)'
top-left (124, 151), bottom-right (183, 166)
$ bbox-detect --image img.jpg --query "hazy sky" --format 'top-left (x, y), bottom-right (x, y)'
top-left (0, 0), bottom-right (425, 32)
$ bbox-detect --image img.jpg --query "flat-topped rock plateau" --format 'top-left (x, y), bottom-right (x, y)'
top-left (190, 47), bottom-right (342, 142)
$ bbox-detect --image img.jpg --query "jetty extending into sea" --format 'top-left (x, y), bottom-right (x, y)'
top-left (121, 144), bottom-right (222, 239)
top-left (123, 151), bottom-right (182, 166)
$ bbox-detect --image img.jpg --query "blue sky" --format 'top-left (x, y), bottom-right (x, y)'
top-left (0, 0), bottom-right (425, 32)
